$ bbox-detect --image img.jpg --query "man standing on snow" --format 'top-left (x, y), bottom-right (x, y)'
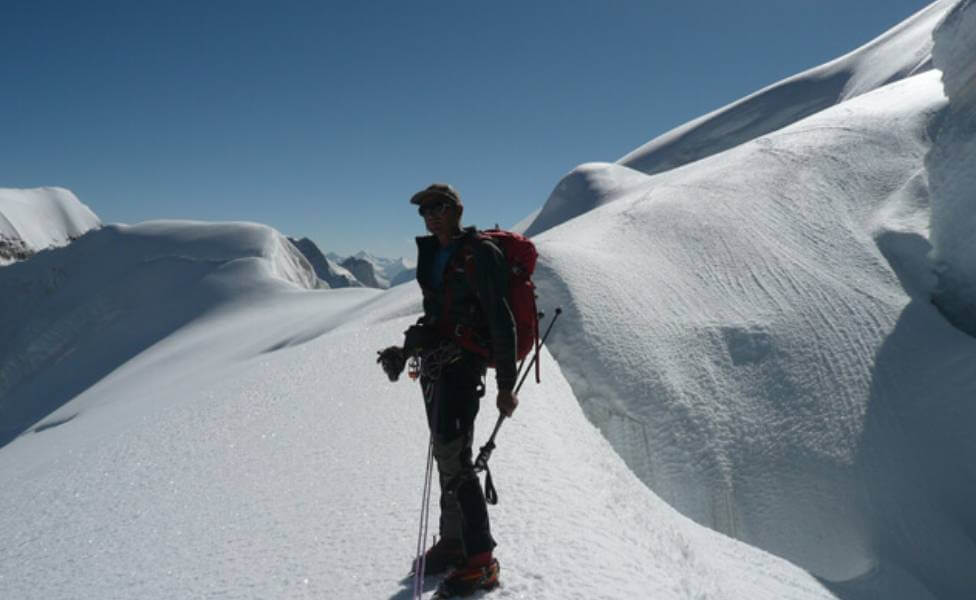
top-left (378, 183), bottom-right (518, 597)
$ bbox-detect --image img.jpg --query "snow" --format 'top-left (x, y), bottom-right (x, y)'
top-left (509, 207), bottom-right (541, 235)
top-left (523, 163), bottom-right (651, 237)
top-left (0, 220), bottom-right (324, 446)
top-left (3, 1), bottom-right (976, 598)
top-left (931, 0), bottom-right (976, 104)
top-left (289, 236), bottom-right (363, 288)
top-left (348, 250), bottom-right (416, 288)
top-left (343, 255), bottom-right (390, 288)
top-left (0, 222), bottom-right (834, 599)
top-left (615, 0), bottom-right (953, 177)
top-left (528, 54), bottom-right (976, 600)
top-left (0, 187), bottom-right (100, 265)
top-left (927, 0), bottom-right (976, 334)
top-left (523, 0), bottom-right (956, 239)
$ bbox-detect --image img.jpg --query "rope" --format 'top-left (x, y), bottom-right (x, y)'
top-left (412, 378), bottom-right (438, 599)
top-left (412, 431), bottom-right (435, 599)
top-left (411, 340), bottom-right (473, 595)
top-left (418, 341), bottom-right (463, 382)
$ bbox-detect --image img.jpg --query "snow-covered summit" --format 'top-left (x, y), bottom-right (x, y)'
top-left (341, 255), bottom-right (389, 288)
top-left (288, 236), bottom-right (363, 288)
top-left (326, 250), bottom-right (416, 288)
top-left (354, 250), bottom-right (414, 279)
top-left (0, 187), bottom-right (100, 265)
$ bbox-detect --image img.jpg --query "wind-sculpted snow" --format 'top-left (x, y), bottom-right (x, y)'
top-left (932, 0), bottom-right (976, 104)
top-left (0, 270), bottom-right (837, 598)
top-left (0, 187), bottom-right (100, 265)
top-left (616, 1), bottom-right (952, 178)
top-left (927, 0), bottom-right (976, 335)
top-left (523, 162), bottom-right (651, 237)
top-left (522, 2), bottom-right (955, 240)
top-left (533, 71), bottom-right (976, 598)
top-left (0, 220), bottom-right (326, 447)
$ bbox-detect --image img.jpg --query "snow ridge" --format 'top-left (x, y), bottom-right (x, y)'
top-left (523, 162), bottom-right (651, 237)
top-left (0, 187), bottom-right (100, 264)
top-left (0, 220), bottom-right (321, 447)
top-left (523, 1), bottom-right (956, 240)
top-left (616, 1), bottom-right (953, 177)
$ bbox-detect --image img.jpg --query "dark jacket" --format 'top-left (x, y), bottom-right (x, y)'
top-left (415, 227), bottom-right (518, 392)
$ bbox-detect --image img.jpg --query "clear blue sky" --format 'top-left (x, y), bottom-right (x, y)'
top-left (1, 0), bottom-right (931, 258)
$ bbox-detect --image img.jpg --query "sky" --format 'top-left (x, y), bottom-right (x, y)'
top-left (0, 0), bottom-right (933, 259)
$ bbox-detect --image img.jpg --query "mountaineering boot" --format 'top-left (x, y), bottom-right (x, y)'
top-left (433, 553), bottom-right (499, 598)
top-left (411, 537), bottom-right (465, 575)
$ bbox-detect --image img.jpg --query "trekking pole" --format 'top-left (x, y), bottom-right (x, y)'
top-left (475, 308), bottom-right (562, 474)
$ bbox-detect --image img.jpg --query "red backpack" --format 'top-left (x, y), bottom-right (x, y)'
top-left (446, 229), bottom-right (540, 378)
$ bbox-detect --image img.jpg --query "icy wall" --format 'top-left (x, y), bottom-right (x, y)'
top-left (927, 0), bottom-right (976, 334)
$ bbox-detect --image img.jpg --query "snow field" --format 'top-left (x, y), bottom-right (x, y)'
top-left (0, 221), bottom-right (330, 447)
top-left (4, 2), bottom-right (976, 598)
top-left (0, 293), bottom-right (836, 599)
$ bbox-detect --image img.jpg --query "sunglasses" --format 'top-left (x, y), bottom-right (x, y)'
top-left (418, 200), bottom-right (453, 218)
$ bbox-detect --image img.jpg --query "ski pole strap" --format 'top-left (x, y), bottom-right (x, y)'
top-left (474, 439), bottom-right (495, 472)
top-left (474, 439), bottom-right (498, 505)
top-left (483, 464), bottom-right (498, 505)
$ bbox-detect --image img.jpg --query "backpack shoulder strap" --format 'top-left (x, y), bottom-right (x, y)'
top-left (455, 231), bottom-right (493, 293)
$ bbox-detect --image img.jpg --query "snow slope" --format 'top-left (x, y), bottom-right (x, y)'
top-left (617, 0), bottom-right (953, 176)
top-left (0, 221), bottom-right (323, 447)
top-left (524, 0), bottom-right (955, 239)
top-left (0, 187), bottom-right (100, 264)
top-left (927, 0), bottom-right (976, 334)
top-left (523, 162), bottom-right (651, 238)
top-left (0, 249), bottom-right (836, 599)
top-left (390, 266), bottom-right (418, 287)
top-left (529, 42), bottom-right (976, 600)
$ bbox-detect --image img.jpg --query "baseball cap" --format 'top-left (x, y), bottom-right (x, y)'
top-left (409, 183), bottom-right (462, 208)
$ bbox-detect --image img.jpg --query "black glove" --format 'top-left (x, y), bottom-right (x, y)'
top-left (376, 346), bottom-right (406, 381)
top-left (403, 324), bottom-right (437, 355)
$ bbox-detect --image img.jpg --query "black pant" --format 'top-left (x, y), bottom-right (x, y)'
top-left (421, 352), bottom-right (496, 557)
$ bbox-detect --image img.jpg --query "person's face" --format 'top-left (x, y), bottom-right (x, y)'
top-left (419, 198), bottom-right (460, 236)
